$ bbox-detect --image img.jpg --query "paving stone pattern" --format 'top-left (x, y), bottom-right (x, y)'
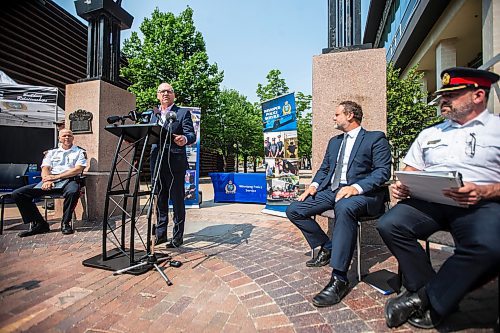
top-left (0, 206), bottom-right (498, 332)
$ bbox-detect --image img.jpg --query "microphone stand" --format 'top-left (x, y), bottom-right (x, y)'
top-left (113, 115), bottom-right (180, 285)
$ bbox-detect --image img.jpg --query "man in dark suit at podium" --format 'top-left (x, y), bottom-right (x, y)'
top-left (150, 82), bottom-right (196, 248)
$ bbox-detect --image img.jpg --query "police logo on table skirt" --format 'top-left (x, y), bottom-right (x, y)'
top-left (225, 180), bottom-right (237, 194)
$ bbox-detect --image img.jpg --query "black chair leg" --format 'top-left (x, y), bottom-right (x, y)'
top-left (0, 197), bottom-right (5, 235)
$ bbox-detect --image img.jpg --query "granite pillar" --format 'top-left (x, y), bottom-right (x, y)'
top-left (311, 48), bottom-right (387, 240)
top-left (63, 80), bottom-right (136, 222)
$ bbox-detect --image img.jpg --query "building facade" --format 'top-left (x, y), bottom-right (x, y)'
top-left (364, 0), bottom-right (499, 113)
top-left (0, 0), bottom-right (227, 174)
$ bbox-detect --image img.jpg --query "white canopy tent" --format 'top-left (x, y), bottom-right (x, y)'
top-left (0, 83), bottom-right (64, 129)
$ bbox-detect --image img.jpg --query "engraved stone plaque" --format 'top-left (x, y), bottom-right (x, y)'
top-left (69, 109), bottom-right (93, 134)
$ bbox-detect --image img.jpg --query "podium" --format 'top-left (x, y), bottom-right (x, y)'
top-left (83, 123), bottom-right (162, 274)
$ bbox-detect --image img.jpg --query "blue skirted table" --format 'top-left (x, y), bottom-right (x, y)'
top-left (209, 172), bottom-right (266, 204)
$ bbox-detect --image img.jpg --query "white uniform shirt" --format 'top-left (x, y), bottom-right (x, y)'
top-left (41, 145), bottom-right (87, 175)
top-left (404, 110), bottom-right (500, 185)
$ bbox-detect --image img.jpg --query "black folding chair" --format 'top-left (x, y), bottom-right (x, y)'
top-left (313, 185), bottom-right (391, 281)
top-left (0, 164), bottom-right (29, 234)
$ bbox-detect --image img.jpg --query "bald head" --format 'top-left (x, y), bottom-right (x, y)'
top-left (58, 129), bottom-right (75, 149)
top-left (157, 83), bottom-right (176, 109)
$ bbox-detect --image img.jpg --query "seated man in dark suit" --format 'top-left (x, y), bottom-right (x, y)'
top-left (286, 101), bottom-right (391, 307)
top-left (378, 67), bottom-right (500, 329)
top-left (13, 129), bottom-right (87, 237)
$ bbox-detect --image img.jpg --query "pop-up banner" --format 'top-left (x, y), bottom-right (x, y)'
top-left (261, 92), bottom-right (300, 217)
top-left (181, 107), bottom-right (201, 208)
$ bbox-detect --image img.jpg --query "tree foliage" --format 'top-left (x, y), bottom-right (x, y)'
top-left (295, 92), bottom-right (312, 162)
top-left (256, 69), bottom-right (289, 102)
top-left (121, 7), bottom-right (223, 113)
top-left (203, 89), bottom-right (261, 172)
top-left (387, 63), bottom-right (442, 170)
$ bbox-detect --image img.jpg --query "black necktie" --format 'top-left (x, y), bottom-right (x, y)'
top-left (331, 135), bottom-right (347, 191)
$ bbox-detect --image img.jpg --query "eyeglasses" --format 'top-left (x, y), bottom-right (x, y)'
top-left (158, 89), bottom-right (174, 95)
top-left (466, 133), bottom-right (476, 157)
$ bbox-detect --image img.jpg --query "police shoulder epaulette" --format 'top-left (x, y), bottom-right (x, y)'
top-left (76, 146), bottom-right (88, 159)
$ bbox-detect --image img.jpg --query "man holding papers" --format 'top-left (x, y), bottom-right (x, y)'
top-left (13, 129), bottom-right (87, 237)
top-left (378, 67), bottom-right (500, 329)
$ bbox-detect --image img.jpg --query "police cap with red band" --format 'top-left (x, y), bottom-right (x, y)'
top-left (436, 67), bottom-right (499, 94)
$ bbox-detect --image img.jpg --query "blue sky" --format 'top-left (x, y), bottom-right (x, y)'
top-left (54, 0), bottom-right (368, 103)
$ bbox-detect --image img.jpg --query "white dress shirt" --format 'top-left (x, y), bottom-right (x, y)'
top-left (311, 126), bottom-right (364, 194)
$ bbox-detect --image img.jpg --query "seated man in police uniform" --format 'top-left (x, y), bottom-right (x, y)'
top-left (377, 67), bottom-right (500, 329)
top-left (13, 129), bottom-right (87, 237)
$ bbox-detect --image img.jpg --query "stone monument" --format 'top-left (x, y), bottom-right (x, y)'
top-left (62, 0), bottom-right (135, 221)
top-left (313, 2), bottom-right (387, 242)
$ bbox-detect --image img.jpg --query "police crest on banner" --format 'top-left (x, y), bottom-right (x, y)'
top-left (261, 92), bottom-right (300, 217)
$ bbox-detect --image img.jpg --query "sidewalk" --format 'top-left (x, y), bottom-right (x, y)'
top-left (0, 180), bottom-right (497, 332)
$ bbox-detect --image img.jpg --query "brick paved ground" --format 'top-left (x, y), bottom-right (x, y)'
top-left (0, 184), bottom-right (498, 332)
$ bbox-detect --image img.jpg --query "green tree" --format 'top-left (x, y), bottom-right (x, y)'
top-left (256, 69), bottom-right (289, 102)
top-left (203, 89), bottom-right (261, 172)
top-left (387, 63), bottom-right (442, 171)
top-left (121, 7), bottom-right (223, 113)
top-left (295, 92), bottom-right (312, 167)
top-left (239, 104), bottom-right (263, 173)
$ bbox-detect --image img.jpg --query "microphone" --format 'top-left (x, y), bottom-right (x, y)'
top-left (124, 110), bottom-right (137, 122)
top-left (106, 110), bottom-right (137, 124)
top-left (137, 109), bottom-right (154, 124)
top-left (165, 110), bottom-right (177, 123)
top-left (107, 115), bottom-right (122, 124)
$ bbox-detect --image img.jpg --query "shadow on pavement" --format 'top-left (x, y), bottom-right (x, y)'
top-left (175, 223), bottom-right (256, 267)
top-left (0, 280), bottom-right (42, 296)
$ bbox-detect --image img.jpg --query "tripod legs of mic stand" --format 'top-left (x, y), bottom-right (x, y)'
top-left (152, 259), bottom-right (173, 286)
top-left (113, 253), bottom-right (173, 286)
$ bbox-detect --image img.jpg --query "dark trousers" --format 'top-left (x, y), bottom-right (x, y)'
top-left (286, 187), bottom-right (383, 272)
top-left (12, 181), bottom-right (81, 225)
top-left (377, 199), bottom-right (500, 316)
top-left (155, 167), bottom-right (186, 241)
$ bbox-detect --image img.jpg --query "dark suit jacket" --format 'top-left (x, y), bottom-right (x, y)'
top-left (313, 128), bottom-right (391, 196)
top-left (150, 104), bottom-right (196, 174)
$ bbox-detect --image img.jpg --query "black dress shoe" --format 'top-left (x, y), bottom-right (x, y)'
top-left (155, 235), bottom-right (168, 246)
top-left (18, 221), bottom-right (50, 238)
top-left (408, 309), bottom-right (442, 329)
top-left (306, 247), bottom-right (331, 267)
top-left (166, 238), bottom-right (183, 248)
top-left (385, 292), bottom-right (426, 328)
top-left (61, 223), bottom-right (74, 235)
top-left (312, 275), bottom-right (349, 307)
